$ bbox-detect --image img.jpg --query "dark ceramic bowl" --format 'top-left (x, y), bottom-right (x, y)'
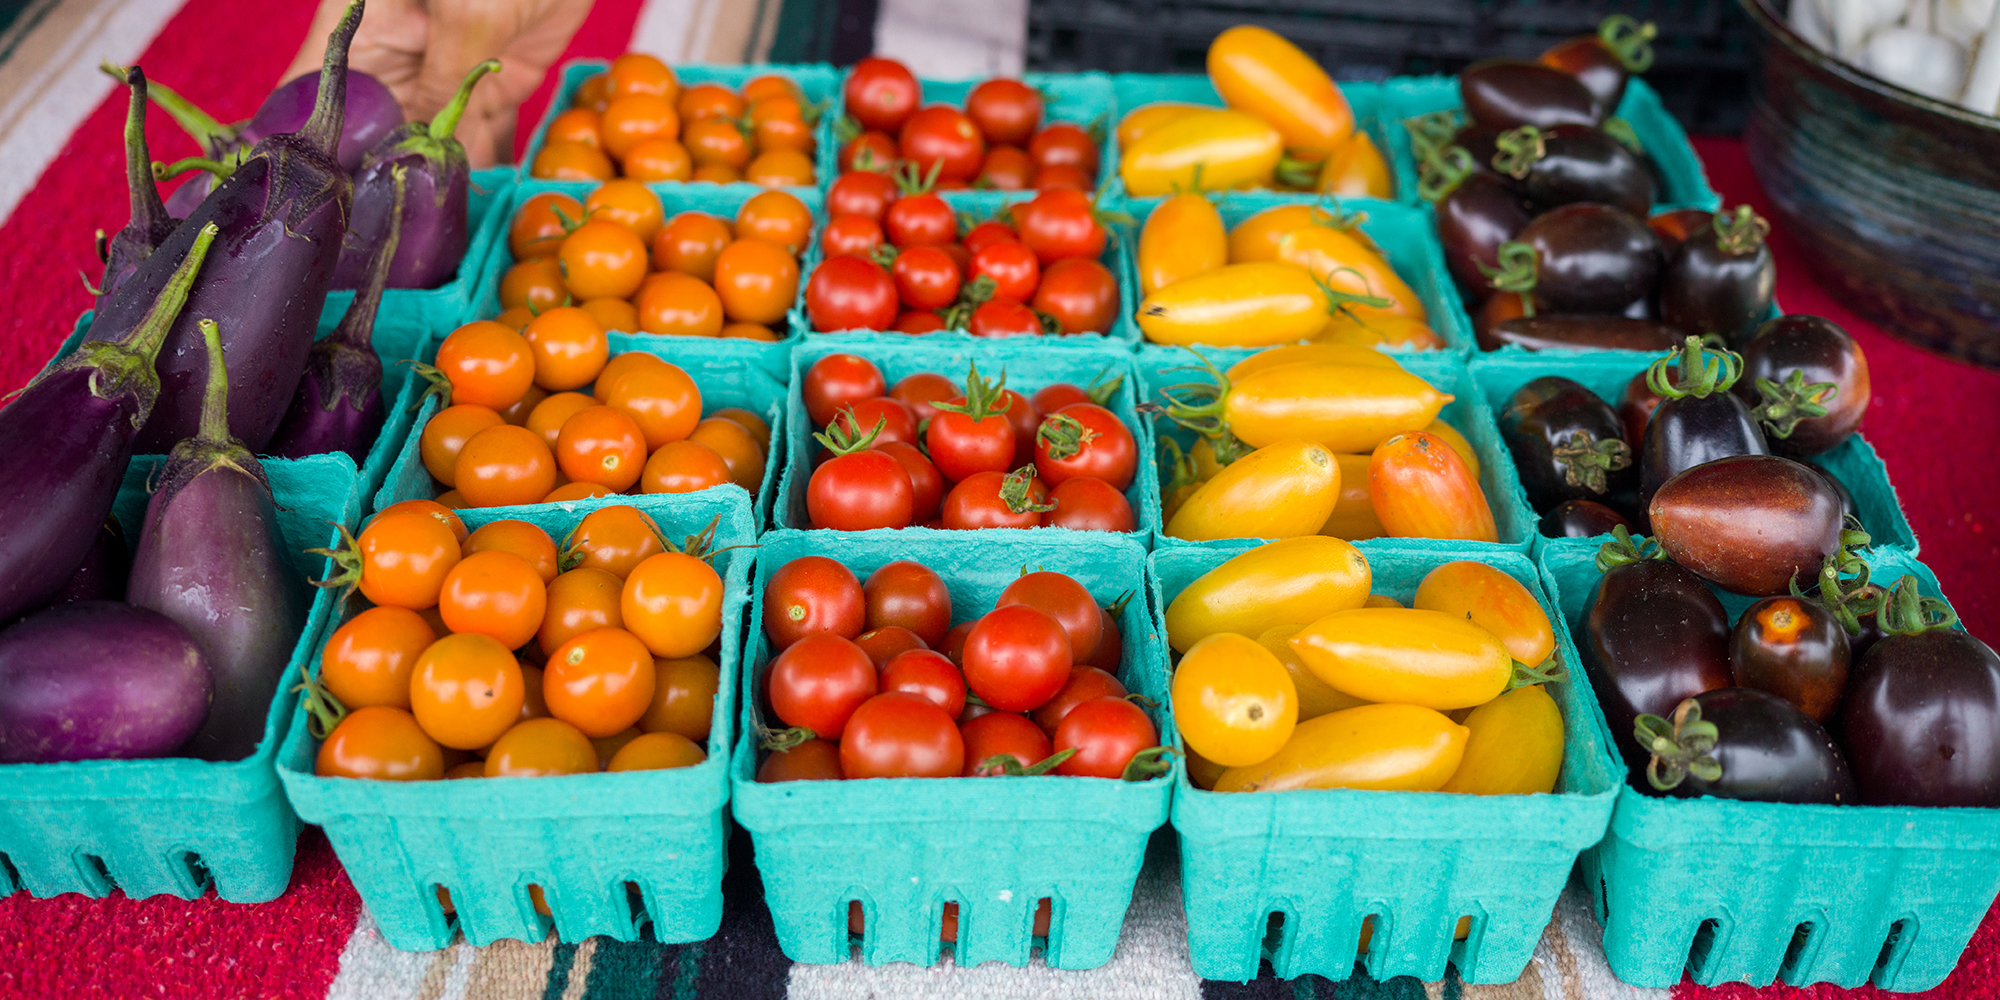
top-left (1742, 0), bottom-right (2000, 367)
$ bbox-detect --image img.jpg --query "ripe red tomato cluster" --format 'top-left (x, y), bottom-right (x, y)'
top-left (802, 352), bottom-right (1138, 532)
top-left (838, 56), bottom-right (1103, 192)
top-left (755, 557), bottom-right (1166, 782)
top-left (805, 184), bottom-right (1120, 337)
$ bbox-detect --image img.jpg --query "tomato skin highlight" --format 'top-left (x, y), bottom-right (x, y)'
top-left (1120, 110), bottom-right (1283, 197)
top-left (864, 561), bottom-right (952, 646)
top-left (1034, 404), bottom-right (1137, 490)
top-left (762, 556), bottom-right (864, 649)
top-left (1214, 703), bottom-right (1466, 793)
top-left (1042, 477), bottom-right (1135, 532)
top-left (1173, 633), bottom-right (1298, 767)
top-left (1207, 25), bottom-right (1355, 152)
top-left (841, 692), bottom-right (965, 778)
top-left (961, 711), bottom-right (1053, 775)
top-left (1222, 364), bottom-right (1453, 453)
top-left (808, 449), bottom-right (914, 531)
top-left (880, 649), bottom-right (967, 718)
top-left (1139, 193), bottom-right (1229, 296)
top-left (807, 256), bottom-right (899, 332)
top-left (962, 604), bottom-right (1073, 711)
top-left (1289, 607), bottom-right (1513, 710)
top-left (767, 633), bottom-right (878, 738)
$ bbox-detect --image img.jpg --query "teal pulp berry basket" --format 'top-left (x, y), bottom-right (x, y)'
top-left (1106, 73), bottom-right (1394, 210)
top-left (373, 333), bottom-right (787, 527)
top-left (773, 334), bottom-right (1160, 538)
top-left (1137, 347), bottom-right (1540, 555)
top-left (463, 179), bottom-right (821, 381)
top-left (1468, 349), bottom-right (1919, 553)
top-left (1540, 539), bottom-right (2000, 991)
top-left (1380, 75), bottom-right (1719, 212)
top-left (278, 491), bottom-right (755, 952)
top-left (0, 453), bottom-right (362, 903)
top-left (730, 528), bottom-right (1173, 970)
top-left (317, 165), bottom-right (516, 345)
top-left (1113, 196), bottom-right (1472, 354)
top-left (1153, 540), bottom-right (1620, 983)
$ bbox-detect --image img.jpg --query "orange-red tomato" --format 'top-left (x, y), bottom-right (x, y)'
top-left (499, 257), bottom-right (566, 313)
top-left (546, 108), bottom-right (603, 149)
top-left (687, 417), bottom-right (765, 492)
top-left (377, 499), bottom-right (468, 542)
top-left (677, 82), bottom-right (744, 122)
top-left (607, 731), bottom-right (705, 771)
top-left (710, 406), bottom-right (771, 450)
top-left (654, 212), bottom-right (733, 280)
top-left (563, 505), bottom-right (666, 579)
top-left (592, 352), bottom-right (667, 400)
top-left (545, 627), bottom-right (658, 737)
top-left (735, 191), bottom-right (814, 255)
top-left (560, 221), bottom-right (648, 301)
top-left (748, 96), bottom-right (815, 153)
top-left (638, 653), bottom-right (720, 741)
top-left (713, 238), bottom-right (799, 325)
top-left (462, 519), bottom-right (560, 583)
top-left (741, 74), bottom-right (798, 104)
top-left (315, 706), bottom-right (443, 780)
top-left (540, 566), bottom-right (626, 656)
top-left (510, 192), bottom-right (586, 261)
top-left (484, 717), bottom-right (598, 776)
top-left (608, 53), bottom-right (677, 101)
top-left (601, 94), bottom-right (679, 162)
top-left (555, 405), bottom-right (647, 491)
top-left (1412, 561), bottom-right (1556, 666)
top-left (591, 726), bottom-right (643, 768)
top-left (523, 306), bottom-right (610, 391)
top-left (494, 307), bottom-right (535, 333)
top-left (354, 509), bottom-right (462, 609)
top-left (525, 391), bottom-right (597, 449)
top-left (453, 425), bottom-right (559, 508)
top-left (580, 297), bottom-right (639, 334)
top-left (621, 551), bottom-right (723, 658)
top-left (584, 179), bottom-right (665, 244)
top-left (438, 550), bottom-right (548, 650)
top-left (622, 138), bottom-right (693, 181)
top-left (634, 272), bottom-right (724, 338)
top-left (745, 148), bottom-right (816, 188)
top-left (601, 359), bottom-right (702, 449)
top-left (1369, 432), bottom-right (1498, 542)
top-left (420, 406), bottom-right (503, 488)
top-left (684, 117), bottom-right (752, 169)
top-left (410, 632), bottom-right (527, 750)
top-left (321, 606), bottom-right (436, 710)
top-left (531, 140), bottom-right (614, 181)
top-left (575, 72), bottom-right (613, 114)
top-left (498, 384), bottom-right (549, 426)
top-left (435, 321), bottom-right (536, 410)
top-left (640, 440), bottom-right (731, 494)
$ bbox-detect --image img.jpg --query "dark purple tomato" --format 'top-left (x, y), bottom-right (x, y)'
top-left (1734, 315), bottom-right (1872, 458)
top-left (1649, 454), bottom-right (1846, 597)
top-left (1425, 155), bottom-right (1532, 297)
top-left (1516, 204), bottom-right (1660, 314)
top-left (1640, 339), bottom-right (1769, 501)
top-left (1841, 622), bottom-right (2000, 807)
top-left (1583, 555), bottom-right (1733, 771)
top-left (1481, 316), bottom-right (1682, 353)
top-left (1491, 123), bottom-right (1652, 217)
top-left (1638, 688), bottom-right (1855, 804)
top-left (1539, 18), bottom-right (1654, 112)
top-left (1730, 595), bottom-right (1851, 722)
top-left (1647, 208), bottom-right (1714, 257)
top-left (1541, 499), bottom-right (1633, 538)
top-left (1808, 462), bottom-right (1859, 525)
top-left (1497, 376), bottom-right (1635, 509)
top-left (1460, 60), bottom-right (1602, 131)
top-left (1660, 206), bottom-right (1776, 348)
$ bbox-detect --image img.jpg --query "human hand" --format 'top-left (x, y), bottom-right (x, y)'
top-left (281, 0), bottom-right (592, 167)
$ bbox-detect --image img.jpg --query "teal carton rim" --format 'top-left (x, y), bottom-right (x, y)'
top-left (278, 491), bottom-right (754, 952)
top-left (319, 166), bottom-right (516, 344)
top-left (730, 528), bottom-right (1173, 970)
top-left (773, 334), bottom-right (1160, 539)
top-left (0, 453), bottom-right (362, 903)
top-left (1153, 539), bottom-right (1619, 983)
top-left (1138, 347), bottom-right (1540, 554)
top-left (1540, 538), bottom-right (2000, 992)
top-left (1468, 349), bottom-right (1919, 553)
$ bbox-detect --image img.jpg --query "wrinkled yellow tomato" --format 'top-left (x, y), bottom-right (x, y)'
top-left (1412, 561), bottom-right (1555, 666)
top-left (1274, 225), bottom-right (1425, 323)
top-left (1290, 607), bottom-right (1512, 709)
top-left (1120, 110), bottom-right (1283, 197)
top-left (1116, 102), bottom-right (1206, 149)
top-left (1208, 25), bottom-right (1354, 153)
top-left (1222, 363), bottom-right (1452, 454)
top-left (1213, 704), bottom-right (1466, 793)
top-left (1138, 193), bottom-right (1228, 296)
top-left (1320, 454), bottom-right (1384, 541)
top-left (1257, 625), bottom-right (1369, 721)
top-left (1173, 633), bottom-right (1298, 767)
top-left (1137, 262), bottom-right (1328, 347)
top-left (1318, 133), bottom-right (1391, 197)
top-left (1227, 342), bottom-right (1400, 380)
top-left (1164, 536), bottom-right (1370, 651)
top-left (1165, 440), bottom-right (1339, 542)
top-left (1438, 685), bottom-right (1564, 795)
top-left (1370, 432), bottom-right (1497, 542)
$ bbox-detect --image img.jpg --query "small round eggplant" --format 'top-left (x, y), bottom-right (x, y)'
top-left (1491, 124), bottom-right (1653, 216)
top-left (1640, 337), bottom-right (1769, 500)
top-left (1498, 376), bottom-right (1635, 508)
top-left (1460, 60), bottom-right (1602, 131)
top-left (1647, 208), bottom-right (1714, 257)
top-left (1730, 595), bottom-right (1851, 722)
top-left (1423, 148), bottom-right (1533, 295)
top-left (0, 601), bottom-right (212, 763)
top-left (1635, 688), bottom-right (1856, 804)
top-left (1649, 454), bottom-right (1846, 596)
top-left (1660, 205), bottom-right (1776, 347)
top-left (1618, 369), bottom-right (1663, 453)
top-left (1538, 15), bottom-right (1657, 112)
top-left (1583, 538), bottom-right (1734, 768)
top-left (1515, 205), bottom-right (1661, 314)
top-left (1840, 578), bottom-right (2000, 807)
top-left (54, 517), bottom-right (129, 604)
top-left (1541, 498), bottom-right (1633, 537)
top-left (1482, 315), bottom-right (1683, 353)
top-left (1735, 315), bottom-right (1872, 458)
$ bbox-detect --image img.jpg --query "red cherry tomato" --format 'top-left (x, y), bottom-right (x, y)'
top-left (884, 192), bottom-right (956, 248)
top-left (960, 711), bottom-right (1053, 775)
top-left (967, 299), bottom-right (1045, 337)
top-left (961, 604), bottom-right (1073, 711)
top-left (1012, 189), bottom-right (1106, 265)
top-left (926, 401), bottom-right (1015, 483)
top-left (757, 737), bottom-right (844, 781)
top-left (997, 570), bottom-right (1103, 663)
top-left (768, 633), bottom-right (877, 737)
top-left (809, 448), bottom-right (914, 530)
top-left (997, 389), bottom-right (1041, 467)
top-left (1054, 696), bottom-right (1158, 778)
top-left (830, 396), bottom-right (917, 446)
top-left (839, 131), bottom-right (899, 172)
top-left (1029, 123), bottom-right (1100, 176)
top-left (802, 353), bottom-right (887, 427)
top-left (941, 470), bottom-right (1048, 530)
top-left (844, 57), bottom-right (920, 133)
top-left (822, 214), bottom-right (885, 258)
top-left (840, 692), bottom-right (964, 778)
top-left (962, 220), bottom-right (1020, 255)
top-left (1033, 258), bottom-right (1119, 335)
top-left (1043, 477), bottom-right (1135, 532)
top-left (941, 621), bottom-right (975, 665)
top-left (875, 441), bottom-right (946, 521)
top-left (762, 555), bottom-right (865, 649)
top-left (970, 241), bottom-right (1040, 303)
top-left (828, 170), bottom-right (900, 221)
top-left (893, 310), bottom-right (948, 334)
top-left (879, 649), bottom-right (966, 717)
top-left (1090, 605), bottom-right (1123, 671)
top-left (807, 256), bottom-right (899, 332)
top-left (864, 560), bottom-right (952, 646)
top-left (1033, 403), bottom-right (1136, 490)
top-left (976, 146), bottom-right (1034, 190)
top-left (966, 79), bottom-right (1043, 146)
top-left (898, 106), bottom-right (986, 183)
top-left (1031, 666), bottom-right (1128, 735)
top-left (890, 372), bottom-right (958, 424)
top-left (890, 245), bottom-right (962, 310)
top-left (1030, 383), bottom-right (1093, 413)
top-left (855, 625), bottom-right (928, 667)
top-left (1034, 163), bottom-right (1093, 191)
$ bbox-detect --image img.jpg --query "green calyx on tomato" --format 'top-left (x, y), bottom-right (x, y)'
top-left (1415, 145), bottom-right (1477, 203)
top-left (1508, 658), bottom-right (1566, 690)
top-left (893, 157), bottom-right (944, 196)
top-left (1751, 368), bottom-right (1839, 441)
top-left (938, 274), bottom-right (998, 330)
top-left (1599, 15), bottom-right (1658, 72)
top-left (815, 412), bottom-right (888, 456)
top-left (931, 362), bottom-right (1011, 423)
top-left (1797, 535), bottom-right (1881, 636)
top-left (1155, 351), bottom-right (1258, 466)
top-left (1479, 242), bottom-right (1539, 315)
top-left (295, 668), bottom-right (350, 740)
top-left (759, 725), bottom-right (818, 752)
top-left (1036, 413), bottom-right (1098, 461)
top-left (998, 465), bottom-right (1056, 515)
top-left (1490, 126), bottom-right (1547, 181)
top-left (1552, 429), bottom-right (1632, 493)
top-left (1872, 573), bottom-right (1959, 637)
top-left (1404, 110), bottom-right (1464, 163)
top-left (1647, 335), bottom-right (1744, 401)
top-left (1593, 524), bottom-right (1665, 572)
top-left (1635, 696), bottom-right (1721, 792)
top-left (1121, 745), bottom-right (1176, 781)
top-left (977, 746), bottom-right (1077, 776)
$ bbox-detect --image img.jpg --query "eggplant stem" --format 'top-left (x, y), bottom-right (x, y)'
top-left (1416, 146), bottom-right (1476, 203)
top-left (101, 62), bottom-right (240, 155)
top-left (1646, 336), bottom-right (1743, 399)
top-left (63, 222), bottom-right (219, 413)
top-left (330, 165), bottom-right (405, 354)
top-left (1635, 698), bottom-right (1718, 791)
top-left (1490, 126), bottom-right (1546, 180)
top-left (430, 59), bottom-right (502, 143)
top-left (192, 319), bottom-right (231, 443)
top-left (153, 156), bottom-right (236, 183)
top-left (1553, 430), bottom-right (1632, 493)
top-left (118, 67), bottom-right (172, 234)
top-left (302, 0), bottom-right (365, 160)
top-left (1599, 15), bottom-right (1659, 73)
top-left (1594, 524), bottom-right (1663, 570)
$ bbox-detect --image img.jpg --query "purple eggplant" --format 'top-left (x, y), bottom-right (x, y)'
top-left (268, 167), bottom-right (403, 462)
top-left (333, 60), bottom-right (497, 291)
top-left (100, 62), bottom-right (245, 218)
top-left (0, 601), bottom-right (212, 763)
top-left (94, 67), bottom-right (178, 310)
top-left (242, 67), bottom-right (403, 174)
top-left (88, 0), bottom-right (362, 455)
top-left (0, 223), bottom-right (215, 625)
top-left (128, 320), bottom-right (309, 762)
top-left (53, 518), bottom-right (130, 604)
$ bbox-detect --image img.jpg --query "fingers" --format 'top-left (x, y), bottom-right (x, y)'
top-left (279, 0), bottom-right (429, 112)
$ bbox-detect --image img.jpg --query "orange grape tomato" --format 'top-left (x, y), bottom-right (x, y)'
top-left (633, 272), bottom-right (724, 338)
top-left (377, 498), bottom-right (469, 543)
top-left (591, 726), bottom-right (643, 767)
top-left (544, 627), bottom-right (658, 737)
top-left (315, 706), bottom-right (444, 780)
top-left (709, 406), bottom-right (771, 450)
top-left (410, 632), bottom-right (526, 750)
top-left (321, 606), bottom-right (436, 710)
top-left (622, 138), bottom-right (693, 182)
top-left (580, 297), bottom-right (639, 334)
top-left (510, 192), bottom-right (586, 261)
top-left (462, 519), bottom-right (560, 584)
top-left (539, 566), bottom-right (626, 657)
top-left (530, 140), bottom-right (614, 181)
top-left (1412, 561), bottom-right (1555, 666)
top-left (483, 717), bottom-right (598, 776)
top-left (438, 550), bottom-right (548, 651)
top-left (435, 321), bottom-right (537, 410)
top-left (356, 509), bottom-right (463, 609)
top-left (683, 117), bottom-right (752, 169)
top-left (554, 405), bottom-right (647, 491)
top-left (575, 72), bottom-right (613, 113)
top-left (453, 424), bottom-right (559, 508)
top-left (420, 405), bottom-right (504, 488)
top-left (523, 306), bottom-right (610, 391)
top-left (602, 359), bottom-right (702, 449)
top-left (688, 417), bottom-right (765, 492)
top-left (608, 53), bottom-right (677, 101)
top-left (546, 107), bottom-right (603, 149)
top-left (559, 220), bottom-right (648, 301)
top-left (563, 505), bottom-right (667, 579)
top-left (734, 191), bottom-right (814, 256)
top-left (607, 731), bottom-right (705, 771)
top-left (498, 257), bottom-right (566, 313)
top-left (719, 322), bottom-right (779, 341)
top-left (600, 94), bottom-right (679, 162)
top-left (740, 74), bottom-right (799, 104)
top-left (525, 391), bottom-right (598, 449)
top-left (744, 148), bottom-right (816, 188)
top-left (640, 440), bottom-right (731, 494)
top-left (712, 238), bottom-right (799, 325)
top-left (1369, 432), bottom-right (1498, 542)
top-left (444, 760), bottom-right (485, 779)
top-left (654, 212), bottom-right (733, 280)
top-left (584, 178), bottom-right (665, 244)
top-left (544, 481), bottom-right (615, 503)
top-left (748, 96), bottom-right (815, 151)
top-left (498, 384), bottom-right (550, 427)
top-left (493, 307), bottom-right (535, 333)
top-left (621, 552), bottom-right (723, 658)
top-left (592, 351), bottom-right (668, 401)
top-left (677, 82), bottom-right (744, 122)
top-left (638, 653), bottom-right (720, 741)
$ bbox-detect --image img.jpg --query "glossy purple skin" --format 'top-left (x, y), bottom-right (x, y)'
top-left (0, 601), bottom-right (212, 763)
top-left (1583, 558), bottom-right (1734, 771)
top-left (240, 70), bottom-right (402, 174)
top-left (1841, 629), bottom-right (2000, 807)
top-left (163, 174), bottom-right (216, 220)
top-left (332, 148), bottom-right (465, 290)
top-left (0, 368), bottom-right (142, 624)
top-left (54, 517), bottom-right (129, 604)
top-left (1519, 203), bottom-right (1662, 314)
top-left (1652, 687), bottom-right (1856, 804)
top-left (1437, 172), bottom-right (1532, 296)
top-left (1461, 60), bottom-right (1603, 131)
top-left (264, 349), bottom-right (384, 464)
top-left (1640, 392), bottom-right (1770, 501)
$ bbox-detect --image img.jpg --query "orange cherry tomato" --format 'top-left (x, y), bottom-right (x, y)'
top-left (602, 358), bottom-right (702, 450)
top-left (621, 551), bottom-right (723, 658)
top-left (377, 498), bottom-right (469, 544)
top-left (494, 307), bottom-right (535, 333)
top-left (560, 220), bottom-right (648, 301)
top-left (688, 417), bottom-right (765, 492)
top-left (640, 440), bottom-right (731, 494)
top-left (439, 550), bottom-right (548, 650)
top-left (608, 53), bottom-right (677, 101)
top-left (677, 82), bottom-right (744, 122)
top-left (709, 406), bottom-right (771, 450)
top-left (354, 510), bottom-right (462, 609)
top-left (735, 190), bottom-right (814, 255)
top-left (745, 148), bottom-right (816, 188)
top-left (444, 760), bottom-right (484, 779)
top-left (712, 238), bottom-right (799, 325)
top-left (523, 306), bottom-right (610, 391)
top-left (420, 405), bottom-right (504, 488)
top-left (454, 424), bottom-right (559, 508)
top-left (684, 117), bottom-right (752, 169)
top-left (540, 566), bottom-right (626, 656)
top-left (484, 717), bottom-right (597, 776)
top-left (654, 212), bottom-right (733, 280)
top-left (545, 627), bottom-right (658, 737)
top-left (563, 505), bottom-right (666, 579)
top-left (410, 632), bottom-right (526, 750)
top-left (601, 94), bottom-right (679, 162)
top-left (315, 706), bottom-right (443, 780)
top-left (741, 74), bottom-right (799, 104)
top-left (575, 72), bottom-right (613, 114)
top-left (634, 272), bottom-right (724, 338)
top-left (1369, 431), bottom-right (1498, 542)
top-left (531, 140), bottom-right (614, 181)
top-left (510, 193), bottom-right (586, 261)
top-left (435, 321), bottom-right (536, 410)
top-left (462, 520), bottom-right (560, 583)
top-left (607, 731), bottom-right (705, 771)
top-left (592, 352), bottom-right (667, 401)
top-left (748, 96), bottom-right (816, 152)
top-left (691, 163), bottom-right (743, 184)
top-left (321, 606), bottom-right (436, 710)
top-left (638, 653), bottom-right (720, 741)
top-left (518, 664), bottom-right (550, 721)
top-left (622, 138), bottom-right (693, 181)
top-left (498, 384), bottom-right (549, 426)
top-left (525, 391), bottom-right (597, 449)
top-left (591, 726), bottom-right (643, 768)
top-left (580, 297), bottom-right (639, 333)
top-left (719, 322), bottom-right (779, 341)
top-left (584, 178), bottom-right (665, 244)
top-left (544, 482), bottom-right (615, 503)
top-left (546, 108), bottom-right (603, 149)
top-left (555, 405), bottom-right (647, 491)
top-left (499, 257), bottom-right (566, 313)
